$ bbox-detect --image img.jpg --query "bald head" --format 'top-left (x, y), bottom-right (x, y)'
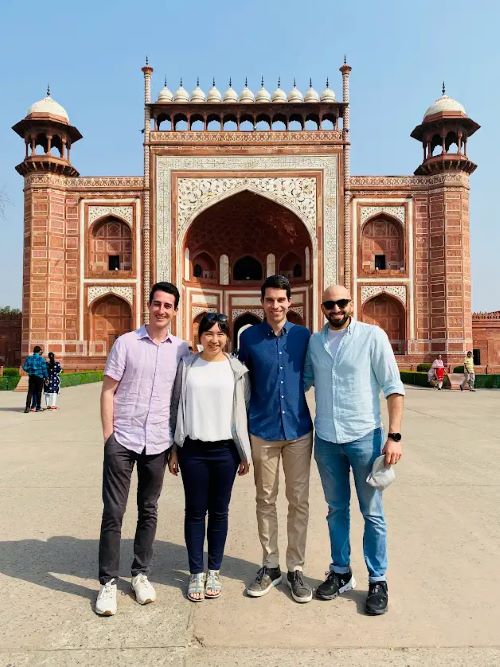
top-left (322, 284), bottom-right (351, 303)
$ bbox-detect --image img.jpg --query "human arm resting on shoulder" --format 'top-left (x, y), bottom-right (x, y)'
top-left (100, 375), bottom-right (119, 443)
top-left (303, 343), bottom-right (315, 391)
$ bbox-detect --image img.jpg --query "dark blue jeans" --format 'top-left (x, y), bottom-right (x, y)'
top-left (178, 437), bottom-right (240, 574)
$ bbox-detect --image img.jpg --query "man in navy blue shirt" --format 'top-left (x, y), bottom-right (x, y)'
top-left (239, 275), bottom-right (313, 603)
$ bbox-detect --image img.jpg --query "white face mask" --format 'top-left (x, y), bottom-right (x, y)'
top-left (366, 455), bottom-right (396, 490)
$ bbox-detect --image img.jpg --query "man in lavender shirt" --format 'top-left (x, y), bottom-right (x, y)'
top-left (95, 282), bottom-right (190, 616)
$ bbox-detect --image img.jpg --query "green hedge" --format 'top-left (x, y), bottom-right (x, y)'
top-left (474, 374), bottom-right (500, 389)
top-left (401, 370), bottom-right (500, 389)
top-left (454, 365), bottom-right (464, 373)
top-left (0, 376), bottom-right (19, 390)
top-left (416, 363), bottom-right (432, 372)
top-left (60, 371), bottom-right (104, 387)
top-left (2, 368), bottom-right (20, 377)
top-left (400, 371), bottom-right (431, 387)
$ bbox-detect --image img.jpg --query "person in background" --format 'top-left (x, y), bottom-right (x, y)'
top-left (461, 351), bottom-right (476, 392)
top-left (23, 345), bottom-right (48, 413)
top-left (44, 352), bottom-right (63, 409)
top-left (169, 312), bottom-right (251, 602)
top-left (431, 354), bottom-right (446, 390)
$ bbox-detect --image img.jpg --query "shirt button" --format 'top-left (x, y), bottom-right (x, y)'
top-left (282, 411), bottom-right (286, 414)
top-left (281, 395), bottom-right (284, 399)
top-left (279, 351), bottom-right (283, 355)
top-left (280, 380), bottom-right (284, 384)
top-left (280, 366), bottom-right (283, 370)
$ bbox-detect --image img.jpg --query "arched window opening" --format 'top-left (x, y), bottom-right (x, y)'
top-left (233, 312), bottom-right (261, 351)
top-left (193, 263), bottom-right (202, 278)
top-left (35, 134), bottom-right (48, 155)
top-left (279, 252), bottom-right (303, 281)
top-left (207, 119), bottom-right (221, 131)
top-left (90, 217), bottom-right (132, 274)
top-left (271, 119), bottom-right (286, 131)
top-left (362, 294), bottom-right (405, 355)
top-left (157, 116), bottom-right (172, 130)
top-left (361, 216), bottom-right (404, 273)
top-left (90, 295), bottom-right (132, 353)
top-left (190, 119), bottom-right (205, 131)
top-left (174, 115), bottom-right (188, 131)
top-left (223, 119), bottom-right (237, 131)
top-left (289, 119), bottom-right (302, 131)
top-left (191, 252), bottom-right (216, 280)
top-left (240, 119), bottom-right (254, 132)
top-left (320, 117), bottom-right (335, 130)
top-left (49, 135), bottom-right (63, 157)
top-left (233, 256), bottom-right (263, 281)
top-left (255, 115), bottom-right (271, 131)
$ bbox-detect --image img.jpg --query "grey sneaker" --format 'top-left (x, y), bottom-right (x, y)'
top-left (246, 566), bottom-right (282, 597)
top-left (286, 570), bottom-right (313, 603)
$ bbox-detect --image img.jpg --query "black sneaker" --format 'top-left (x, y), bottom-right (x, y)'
top-left (315, 569), bottom-right (356, 600)
top-left (286, 570), bottom-right (313, 603)
top-left (365, 581), bottom-right (388, 615)
top-left (246, 566), bottom-right (282, 597)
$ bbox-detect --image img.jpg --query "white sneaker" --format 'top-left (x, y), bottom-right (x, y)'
top-left (131, 573), bottom-right (156, 605)
top-left (95, 579), bottom-right (117, 616)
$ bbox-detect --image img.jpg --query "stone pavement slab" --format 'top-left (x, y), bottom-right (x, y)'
top-left (0, 384), bottom-right (499, 666)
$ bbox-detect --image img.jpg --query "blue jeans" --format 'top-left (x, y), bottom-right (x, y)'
top-left (314, 428), bottom-right (387, 582)
top-left (178, 437), bottom-right (240, 574)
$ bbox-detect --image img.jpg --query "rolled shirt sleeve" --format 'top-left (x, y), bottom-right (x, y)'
top-left (371, 327), bottom-right (405, 398)
top-left (104, 337), bottom-right (127, 382)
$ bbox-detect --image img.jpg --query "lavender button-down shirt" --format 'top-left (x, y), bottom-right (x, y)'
top-left (104, 325), bottom-right (190, 455)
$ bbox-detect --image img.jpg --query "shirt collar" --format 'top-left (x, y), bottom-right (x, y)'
top-left (136, 324), bottom-right (172, 344)
top-left (263, 319), bottom-right (293, 337)
top-left (322, 317), bottom-right (356, 338)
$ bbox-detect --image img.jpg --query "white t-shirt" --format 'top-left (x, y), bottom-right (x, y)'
top-left (327, 327), bottom-right (348, 361)
top-left (185, 357), bottom-right (234, 442)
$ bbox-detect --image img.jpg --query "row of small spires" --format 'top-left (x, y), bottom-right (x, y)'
top-left (155, 78), bottom-right (338, 104)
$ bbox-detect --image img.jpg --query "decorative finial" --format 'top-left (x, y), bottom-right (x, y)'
top-left (326, 77), bottom-right (330, 88)
top-left (46, 83), bottom-right (51, 97)
top-left (344, 54), bottom-right (347, 64)
top-left (164, 76), bottom-right (167, 87)
top-left (309, 78), bottom-right (312, 88)
top-left (261, 75), bottom-right (264, 87)
top-left (145, 56), bottom-right (149, 65)
top-left (229, 77), bottom-right (232, 87)
top-left (212, 76), bottom-right (215, 86)
top-left (293, 77), bottom-right (296, 87)
top-left (442, 81), bottom-right (446, 95)
top-left (245, 76), bottom-right (248, 87)
top-left (277, 76), bottom-right (281, 88)
top-left (196, 76), bottom-right (200, 86)
top-left (180, 77), bottom-right (183, 86)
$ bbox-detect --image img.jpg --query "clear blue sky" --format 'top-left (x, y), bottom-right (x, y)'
top-left (0, 0), bottom-right (498, 310)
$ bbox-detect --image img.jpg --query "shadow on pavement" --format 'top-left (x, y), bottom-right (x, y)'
top-left (0, 536), bottom-right (262, 601)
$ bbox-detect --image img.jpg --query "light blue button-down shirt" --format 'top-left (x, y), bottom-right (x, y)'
top-left (304, 319), bottom-right (405, 444)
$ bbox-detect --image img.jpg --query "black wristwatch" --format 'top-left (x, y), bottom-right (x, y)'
top-left (387, 432), bottom-right (402, 442)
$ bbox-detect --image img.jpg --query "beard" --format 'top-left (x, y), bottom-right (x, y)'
top-left (326, 312), bottom-right (351, 329)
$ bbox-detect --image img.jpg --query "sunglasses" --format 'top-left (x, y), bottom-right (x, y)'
top-left (204, 312), bottom-right (229, 323)
top-left (322, 299), bottom-right (351, 309)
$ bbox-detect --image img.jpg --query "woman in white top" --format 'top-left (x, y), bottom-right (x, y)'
top-left (169, 313), bottom-right (251, 601)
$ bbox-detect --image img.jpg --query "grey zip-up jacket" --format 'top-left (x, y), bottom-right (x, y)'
top-left (170, 353), bottom-right (252, 462)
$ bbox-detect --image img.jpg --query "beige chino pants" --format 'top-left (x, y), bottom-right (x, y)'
top-left (250, 432), bottom-right (312, 572)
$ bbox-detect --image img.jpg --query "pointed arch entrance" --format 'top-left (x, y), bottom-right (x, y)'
top-left (233, 312), bottom-right (262, 350)
top-left (89, 295), bottom-right (132, 353)
top-left (182, 190), bottom-right (313, 347)
top-left (362, 294), bottom-right (406, 354)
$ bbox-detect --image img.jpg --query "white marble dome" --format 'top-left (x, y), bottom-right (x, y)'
top-left (424, 94), bottom-right (466, 120)
top-left (173, 81), bottom-right (189, 103)
top-left (157, 81), bottom-right (174, 103)
top-left (287, 81), bottom-right (304, 103)
top-left (190, 80), bottom-right (206, 103)
top-left (207, 80), bottom-right (222, 103)
top-left (255, 78), bottom-right (271, 103)
top-left (304, 80), bottom-right (320, 103)
top-left (272, 80), bottom-right (287, 103)
top-left (27, 95), bottom-right (69, 122)
top-left (320, 80), bottom-right (336, 103)
top-left (223, 80), bottom-right (238, 103)
top-left (239, 79), bottom-right (255, 103)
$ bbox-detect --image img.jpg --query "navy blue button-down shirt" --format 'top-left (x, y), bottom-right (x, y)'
top-left (238, 320), bottom-right (312, 441)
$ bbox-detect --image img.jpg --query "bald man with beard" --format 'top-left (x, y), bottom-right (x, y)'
top-left (304, 285), bottom-right (404, 615)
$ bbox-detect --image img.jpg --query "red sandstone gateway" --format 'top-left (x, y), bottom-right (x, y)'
top-left (12, 63), bottom-right (495, 371)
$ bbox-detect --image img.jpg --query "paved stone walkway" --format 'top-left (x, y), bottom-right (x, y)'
top-left (0, 384), bottom-right (499, 666)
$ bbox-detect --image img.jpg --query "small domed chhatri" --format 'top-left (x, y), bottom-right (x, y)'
top-left (174, 79), bottom-right (189, 103)
top-left (423, 83), bottom-right (466, 120)
top-left (272, 78), bottom-right (287, 103)
top-left (223, 79), bottom-right (238, 103)
top-left (287, 79), bottom-right (304, 103)
top-left (207, 78), bottom-right (222, 103)
top-left (255, 77), bottom-right (271, 103)
top-left (190, 78), bottom-right (206, 103)
top-left (320, 78), bottom-right (336, 103)
top-left (157, 79), bottom-right (174, 103)
top-left (27, 89), bottom-right (69, 123)
top-left (239, 78), bottom-right (255, 103)
top-left (304, 79), bottom-right (320, 103)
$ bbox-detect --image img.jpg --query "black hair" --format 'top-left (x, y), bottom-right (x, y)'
top-left (198, 312), bottom-right (230, 341)
top-left (148, 282), bottom-right (180, 309)
top-left (33, 345), bottom-right (42, 354)
top-left (48, 351), bottom-right (55, 368)
top-left (260, 274), bottom-right (291, 300)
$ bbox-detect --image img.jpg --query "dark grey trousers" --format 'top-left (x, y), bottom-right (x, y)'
top-left (98, 434), bottom-right (168, 584)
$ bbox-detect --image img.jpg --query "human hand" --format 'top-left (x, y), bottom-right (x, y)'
top-left (238, 461), bottom-right (250, 476)
top-left (168, 450), bottom-right (179, 476)
top-left (382, 438), bottom-right (402, 466)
